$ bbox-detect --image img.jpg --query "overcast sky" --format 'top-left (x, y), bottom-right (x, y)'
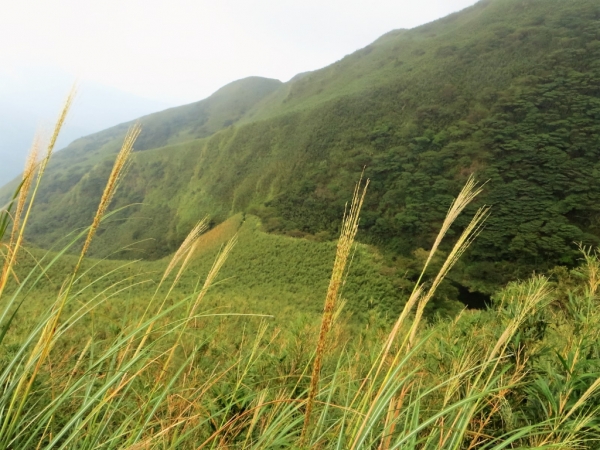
top-left (2, 0), bottom-right (479, 105)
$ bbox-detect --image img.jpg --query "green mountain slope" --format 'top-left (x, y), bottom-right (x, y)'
top-left (3, 0), bottom-right (600, 294)
top-left (14, 214), bottom-right (431, 325)
top-left (0, 76), bottom-right (281, 200)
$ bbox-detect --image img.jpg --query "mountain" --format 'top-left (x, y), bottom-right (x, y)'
top-left (0, 69), bottom-right (170, 186)
top-left (2, 0), bottom-right (600, 297)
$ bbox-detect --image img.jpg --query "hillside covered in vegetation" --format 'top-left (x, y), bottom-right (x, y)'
top-left (2, 0), bottom-right (600, 298)
top-left (3, 115), bottom-right (600, 448)
top-left (5, 1), bottom-right (600, 446)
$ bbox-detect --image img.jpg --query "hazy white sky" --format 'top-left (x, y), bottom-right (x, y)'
top-left (1, 0), bottom-right (478, 104)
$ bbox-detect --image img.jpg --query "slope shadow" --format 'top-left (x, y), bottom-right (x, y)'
top-left (454, 283), bottom-right (491, 310)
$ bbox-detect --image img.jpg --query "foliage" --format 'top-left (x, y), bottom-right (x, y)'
top-left (1, 0), bottom-right (599, 296)
top-left (4, 1), bottom-right (600, 446)
top-left (4, 153), bottom-right (600, 448)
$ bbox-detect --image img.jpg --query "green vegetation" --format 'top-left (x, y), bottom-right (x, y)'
top-left (11, 213), bottom-right (429, 325)
top-left (1, 0), bottom-right (599, 298)
top-left (3, 1), bottom-right (600, 445)
top-left (4, 104), bottom-right (600, 448)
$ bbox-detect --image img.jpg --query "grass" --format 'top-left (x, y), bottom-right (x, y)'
top-left (302, 176), bottom-right (369, 440)
top-left (3, 93), bottom-right (600, 448)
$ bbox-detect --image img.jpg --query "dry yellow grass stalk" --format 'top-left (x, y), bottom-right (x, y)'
top-left (579, 246), bottom-right (600, 297)
top-left (243, 390), bottom-right (268, 448)
top-left (407, 205), bottom-right (490, 347)
top-left (0, 140), bottom-right (40, 291)
top-left (9, 138), bottom-right (40, 250)
top-left (162, 218), bottom-right (209, 284)
top-left (378, 286), bottom-right (422, 369)
top-left (158, 235), bottom-right (237, 379)
top-left (420, 176), bottom-right (483, 272)
top-left (126, 219), bottom-right (209, 372)
top-left (41, 122), bottom-right (142, 367)
top-left (453, 277), bottom-right (552, 447)
top-left (171, 239), bottom-right (201, 291)
top-left (13, 122), bottom-right (141, 422)
top-left (41, 87), bottom-right (76, 177)
top-left (379, 384), bottom-right (412, 450)
top-left (380, 177), bottom-right (485, 371)
top-left (302, 177), bottom-right (369, 441)
top-left (352, 177), bottom-right (486, 415)
top-left (190, 234), bottom-right (237, 322)
top-left (0, 88), bottom-right (74, 302)
top-left (349, 179), bottom-right (487, 450)
top-left (133, 217), bottom-right (209, 338)
top-left (485, 276), bottom-right (551, 368)
top-left (75, 123), bottom-right (142, 274)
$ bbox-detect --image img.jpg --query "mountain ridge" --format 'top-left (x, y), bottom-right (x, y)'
top-left (2, 0), bottom-right (600, 297)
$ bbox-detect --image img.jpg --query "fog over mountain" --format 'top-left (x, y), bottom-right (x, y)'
top-left (0, 67), bottom-right (170, 185)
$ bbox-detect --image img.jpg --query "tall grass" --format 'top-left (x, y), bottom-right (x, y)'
top-left (302, 176), bottom-right (369, 441)
top-left (2, 96), bottom-right (600, 448)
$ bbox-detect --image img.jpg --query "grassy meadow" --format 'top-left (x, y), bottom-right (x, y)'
top-left (2, 99), bottom-right (600, 449)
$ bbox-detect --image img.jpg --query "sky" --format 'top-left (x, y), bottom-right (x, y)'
top-left (1, 0), bottom-right (479, 105)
